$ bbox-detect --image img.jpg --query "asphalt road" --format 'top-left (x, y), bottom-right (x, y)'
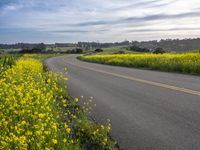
top-left (45, 55), bottom-right (200, 150)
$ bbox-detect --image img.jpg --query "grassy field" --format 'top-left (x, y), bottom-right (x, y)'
top-left (46, 47), bottom-right (77, 52)
top-left (79, 52), bottom-right (200, 75)
top-left (0, 54), bottom-right (62, 72)
top-left (23, 53), bottom-right (63, 61)
top-left (101, 48), bottom-right (137, 54)
top-left (0, 54), bottom-right (113, 150)
top-left (0, 54), bottom-right (19, 65)
top-left (0, 48), bottom-right (21, 53)
top-left (84, 47), bottom-right (144, 55)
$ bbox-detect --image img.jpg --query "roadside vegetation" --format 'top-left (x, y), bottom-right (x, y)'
top-left (79, 52), bottom-right (200, 75)
top-left (0, 54), bottom-right (113, 150)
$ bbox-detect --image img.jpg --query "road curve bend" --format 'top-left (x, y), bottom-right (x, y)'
top-left (45, 55), bottom-right (200, 150)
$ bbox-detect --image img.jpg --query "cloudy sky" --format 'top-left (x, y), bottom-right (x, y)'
top-left (0, 0), bottom-right (200, 43)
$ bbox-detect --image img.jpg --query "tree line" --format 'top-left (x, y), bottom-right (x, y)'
top-left (1, 38), bottom-right (200, 52)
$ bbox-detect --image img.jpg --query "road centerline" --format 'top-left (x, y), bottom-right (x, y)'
top-left (66, 61), bottom-right (200, 96)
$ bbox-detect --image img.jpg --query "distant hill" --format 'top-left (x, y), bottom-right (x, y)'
top-left (132, 38), bottom-right (200, 52)
top-left (1, 38), bottom-right (200, 52)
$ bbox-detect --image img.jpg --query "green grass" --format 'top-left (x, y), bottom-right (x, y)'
top-left (23, 53), bottom-right (63, 61)
top-left (84, 47), bottom-right (145, 55)
top-left (46, 47), bottom-right (77, 52)
top-left (0, 54), bottom-right (22, 73)
top-left (0, 53), bottom-right (62, 65)
top-left (101, 48), bottom-right (135, 54)
top-left (0, 54), bottom-right (5, 65)
top-left (0, 48), bottom-right (21, 52)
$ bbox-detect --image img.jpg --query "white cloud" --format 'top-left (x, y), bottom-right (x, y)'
top-left (0, 0), bottom-right (200, 42)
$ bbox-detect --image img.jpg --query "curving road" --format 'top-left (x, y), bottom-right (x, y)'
top-left (45, 55), bottom-right (200, 150)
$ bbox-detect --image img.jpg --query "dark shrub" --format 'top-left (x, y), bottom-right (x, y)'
top-left (76, 48), bottom-right (83, 54)
top-left (128, 45), bottom-right (150, 52)
top-left (114, 50), bottom-right (125, 54)
top-left (153, 47), bottom-right (166, 54)
top-left (95, 49), bottom-right (103, 52)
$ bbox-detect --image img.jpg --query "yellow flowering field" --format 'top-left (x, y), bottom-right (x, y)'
top-left (0, 58), bottom-right (79, 149)
top-left (79, 53), bottom-right (200, 75)
top-left (0, 54), bottom-right (113, 150)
